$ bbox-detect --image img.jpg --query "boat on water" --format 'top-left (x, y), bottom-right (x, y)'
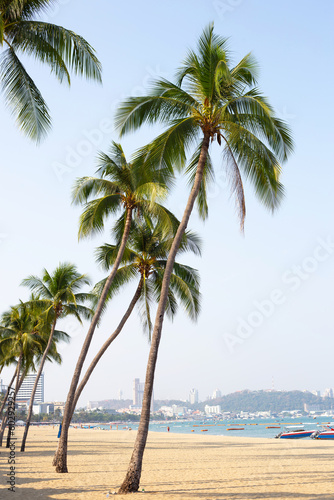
top-left (275, 427), bottom-right (315, 439)
top-left (311, 426), bottom-right (334, 439)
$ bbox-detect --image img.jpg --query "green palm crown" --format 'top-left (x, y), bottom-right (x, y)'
top-left (116, 23), bottom-right (294, 229)
top-left (0, 0), bottom-right (102, 141)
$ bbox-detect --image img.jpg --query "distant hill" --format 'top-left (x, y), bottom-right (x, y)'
top-left (197, 390), bottom-right (334, 413)
top-left (84, 391), bottom-right (334, 414)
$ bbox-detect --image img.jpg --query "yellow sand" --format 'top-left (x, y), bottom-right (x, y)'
top-left (1, 426), bottom-right (334, 499)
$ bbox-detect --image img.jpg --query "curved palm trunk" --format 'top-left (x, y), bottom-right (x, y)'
top-left (118, 134), bottom-right (210, 493)
top-left (55, 209), bottom-right (133, 473)
top-left (21, 318), bottom-right (57, 452)
top-left (52, 278), bottom-right (143, 465)
top-left (72, 279), bottom-right (142, 413)
top-left (0, 368), bottom-right (18, 447)
top-left (0, 369), bottom-right (17, 423)
top-left (6, 354), bottom-right (22, 448)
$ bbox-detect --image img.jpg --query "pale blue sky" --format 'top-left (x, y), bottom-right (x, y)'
top-left (1, 0), bottom-right (333, 404)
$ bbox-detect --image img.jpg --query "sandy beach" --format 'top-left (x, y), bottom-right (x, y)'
top-left (1, 427), bottom-right (334, 499)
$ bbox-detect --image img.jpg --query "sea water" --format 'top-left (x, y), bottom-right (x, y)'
top-left (94, 417), bottom-right (333, 438)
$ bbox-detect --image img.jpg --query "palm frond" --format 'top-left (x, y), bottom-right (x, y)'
top-left (9, 20), bottom-right (71, 84)
top-left (95, 243), bottom-right (137, 271)
top-left (185, 140), bottom-right (215, 219)
top-left (92, 265), bottom-right (137, 305)
top-left (3, 1), bottom-right (58, 21)
top-left (0, 47), bottom-right (51, 141)
top-left (7, 21), bottom-right (102, 82)
top-left (134, 117), bottom-right (199, 173)
top-left (77, 195), bottom-right (122, 239)
top-left (222, 139), bottom-right (246, 231)
top-left (115, 80), bottom-right (197, 136)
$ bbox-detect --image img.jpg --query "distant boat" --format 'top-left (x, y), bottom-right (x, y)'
top-left (275, 427), bottom-right (315, 439)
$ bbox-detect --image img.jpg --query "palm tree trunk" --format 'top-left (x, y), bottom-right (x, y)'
top-left (55, 208), bottom-right (133, 473)
top-left (72, 278), bottom-right (142, 413)
top-left (0, 368), bottom-right (26, 447)
top-left (20, 318), bottom-right (57, 452)
top-left (0, 369), bottom-right (17, 423)
top-left (52, 278), bottom-right (143, 465)
top-left (6, 354), bottom-right (22, 448)
top-left (0, 367), bottom-right (18, 447)
top-left (118, 133), bottom-right (210, 493)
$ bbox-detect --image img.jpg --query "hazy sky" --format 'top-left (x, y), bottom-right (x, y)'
top-left (1, 0), bottom-right (334, 406)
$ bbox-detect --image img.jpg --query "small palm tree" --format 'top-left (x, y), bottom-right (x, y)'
top-left (115, 24), bottom-right (294, 492)
top-left (0, 301), bottom-right (47, 447)
top-left (69, 219), bottom-right (201, 417)
top-left (55, 142), bottom-right (173, 473)
top-left (19, 262), bottom-right (93, 452)
top-left (0, 0), bottom-right (102, 141)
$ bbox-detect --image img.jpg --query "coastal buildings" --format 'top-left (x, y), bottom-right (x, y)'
top-left (205, 405), bottom-right (222, 415)
top-left (17, 373), bottom-right (44, 403)
top-left (33, 402), bottom-right (54, 415)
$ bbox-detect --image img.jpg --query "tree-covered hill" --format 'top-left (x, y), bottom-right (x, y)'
top-left (196, 390), bottom-right (333, 413)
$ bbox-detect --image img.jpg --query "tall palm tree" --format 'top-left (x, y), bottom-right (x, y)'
top-left (0, 0), bottom-right (102, 141)
top-left (54, 142), bottom-right (174, 473)
top-left (115, 24), bottom-right (294, 492)
top-left (69, 220), bottom-right (201, 419)
top-left (20, 263), bottom-right (93, 452)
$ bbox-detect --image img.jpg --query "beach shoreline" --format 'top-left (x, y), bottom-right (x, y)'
top-left (1, 426), bottom-right (334, 499)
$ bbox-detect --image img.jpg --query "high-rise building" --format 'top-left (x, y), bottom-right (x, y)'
top-left (133, 378), bottom-right (154, 411)
top-left (133, 378), bottom-right (144, 406)
top-left (212, 389), bottom-right (221, 399)
top-left (118, 389), bottom-right (123, 400)
top-left (0, 379), bottom-right (8, 395)
top-left (17, 373), bottom-right (44, 403)
top-left (189, 388), bottom-right (198, 404)
top-left (324, 388), bottom-right (334, 398)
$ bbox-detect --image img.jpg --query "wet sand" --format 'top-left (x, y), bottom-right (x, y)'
top-left (1, 426), bottom-right (334, 499)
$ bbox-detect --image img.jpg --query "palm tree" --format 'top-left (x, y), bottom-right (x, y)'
top-left (54, 142), bottom-right (174, 473)
top-left (0, 299), bottom-right (68, 446)
top-left (68, 219), bottom-right (201, 419)
top-left (115, 24), bottom-right (294, 492)
top-left (0, 0), bottom-right (102, 141)
top-left (0, 340), bottom-right (18, 422)
top-left (20, 263), bottom-right (93, 452)
top-left (0, 300), bottom-right (55, 447)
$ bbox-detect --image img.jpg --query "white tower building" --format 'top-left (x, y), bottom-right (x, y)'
top-left (17, 373), bottom-right (44, 403)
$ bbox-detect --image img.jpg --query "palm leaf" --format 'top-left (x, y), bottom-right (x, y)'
top-left (0, 47), bottom-right (51, 141)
